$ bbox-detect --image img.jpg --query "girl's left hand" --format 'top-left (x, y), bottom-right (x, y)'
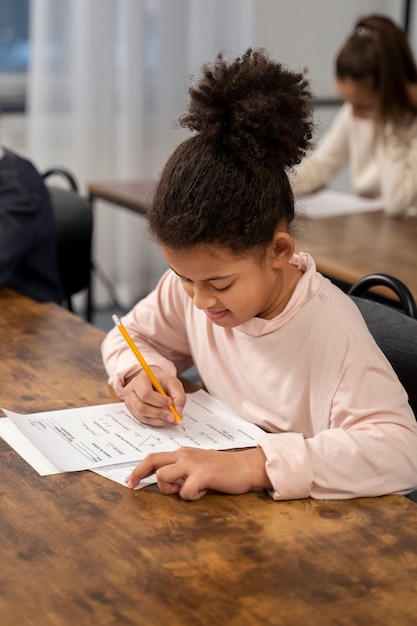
top-left (126, 446), bottom-right (271, 500)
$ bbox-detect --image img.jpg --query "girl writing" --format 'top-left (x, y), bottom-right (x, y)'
top-left (102, 48), bottom-right (417, 501)
top-left (290, 14), bottom-right (417, 217)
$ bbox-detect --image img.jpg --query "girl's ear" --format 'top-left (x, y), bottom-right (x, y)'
top-left (269, 231), bottom-right (295, 268)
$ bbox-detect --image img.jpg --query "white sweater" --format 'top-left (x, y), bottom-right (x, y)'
top-left (289, 103), bottom-right (417, 217)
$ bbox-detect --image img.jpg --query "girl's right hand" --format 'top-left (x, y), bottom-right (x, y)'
top-left (123, 367), bottom-right (186, 427)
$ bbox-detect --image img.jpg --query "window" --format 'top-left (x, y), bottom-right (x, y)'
top-left (0, 0), bottom-right (29, 111)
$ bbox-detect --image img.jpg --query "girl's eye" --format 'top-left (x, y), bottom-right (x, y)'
top-left (214, 284), bottom-right (232, 292)
top-left (176, 273), bottom-right (231, 292)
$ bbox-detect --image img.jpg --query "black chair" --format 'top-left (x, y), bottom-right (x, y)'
top-left (43, 167), bottom-right (93, 321)
top-left (347, 272), bottom-right (417, 318)
top-left (348, 274), bottom-right (417, 503)
top-left (348, 274), bottom-right (417, 417)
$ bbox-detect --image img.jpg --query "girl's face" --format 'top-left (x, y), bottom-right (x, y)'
top-left (336, 77), bottom-right (380, 119)
top-left (160, 238), bottom-right (300, 328)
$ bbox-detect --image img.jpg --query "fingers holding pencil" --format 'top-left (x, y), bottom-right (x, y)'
top-left (112, 316), bottom-right (186, 429)
top-left (125, 369), bottom-right (186, 428)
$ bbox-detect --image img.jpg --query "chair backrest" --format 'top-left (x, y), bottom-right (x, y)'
top-left (43, 167), bottom-right (93, 318)
top-left (348, 274), bottom-right (417, 419)
top-left (347, 272), bottom-right (417, 318)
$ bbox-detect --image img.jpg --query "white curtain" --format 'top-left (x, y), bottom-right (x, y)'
top-left (27, 0), bottom-right (256, 308)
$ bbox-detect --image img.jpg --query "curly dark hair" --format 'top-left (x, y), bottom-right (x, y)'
top-left (148, 48), bottom-right (313, 253)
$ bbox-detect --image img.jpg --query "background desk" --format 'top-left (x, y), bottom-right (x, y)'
top-left (1, 288), bottom-right (417, 625)
top-left (88, 179), bottom-right (155, 215)
top-left (87, 179), bottom-right (156, 316)
top-left (87, 181), bottom-right (417, 305)
top-left (297, 210), bottom-right (417, 302)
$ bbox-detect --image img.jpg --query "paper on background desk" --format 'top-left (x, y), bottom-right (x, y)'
top-left (296, 189), bottom-right (383, 218)
top-left (1, 390), bottom-right (264, 487)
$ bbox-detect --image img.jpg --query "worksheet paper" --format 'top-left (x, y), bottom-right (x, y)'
top-left (1, 390), bottom-right (265, 482)
top-left (0, 418), bottom-right (152, 489)
top-left (296, 189), bottom-right (383, 218)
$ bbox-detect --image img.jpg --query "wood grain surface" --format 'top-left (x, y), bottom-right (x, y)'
top-left (297, 210), bottom-right (417, 301)
top-left (1, 288), bottom-right (417, 626)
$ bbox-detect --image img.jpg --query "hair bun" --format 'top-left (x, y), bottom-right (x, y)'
top-left (180, 48), bottom-right (313, 169)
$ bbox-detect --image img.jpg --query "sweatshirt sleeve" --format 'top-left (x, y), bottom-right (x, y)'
top-left (376, 120), bottom-right (417, 217)
top-left (101, 271), bottom-right (194, 397)
top-left (258, 360), bottom-right (417, 500)
top-left (289, 104), bottom-right (351, 197)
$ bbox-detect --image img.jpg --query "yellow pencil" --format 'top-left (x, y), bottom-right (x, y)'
top-left (112, 315), bottom-right (185, 430)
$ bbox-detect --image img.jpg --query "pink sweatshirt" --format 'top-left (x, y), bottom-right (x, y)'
top-left (101, 253), bottom-right (417, 500)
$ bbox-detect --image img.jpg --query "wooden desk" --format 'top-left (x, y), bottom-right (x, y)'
top-left (87, 180), bottom-right (417, 305)
top-left (87, 179), bottom-right (156, 215)
top-left (1, 288), bottom-right (417, 625)
top-left (86, 179), bottom-right (157, 315)
top-left (297, 210), bottom-right (417, 302)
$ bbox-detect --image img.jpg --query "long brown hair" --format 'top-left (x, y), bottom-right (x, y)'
top-left (336, 14), bottom-right (417, 126)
